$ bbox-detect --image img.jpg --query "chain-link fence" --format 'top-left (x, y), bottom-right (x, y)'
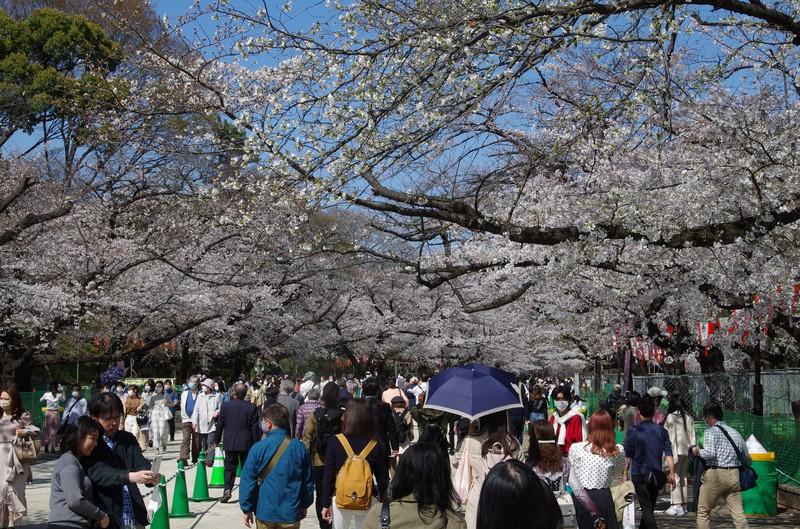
top-left (632, 369), bottom-right (800, 416)
top-left (21, 387), bottom-right (95, 427)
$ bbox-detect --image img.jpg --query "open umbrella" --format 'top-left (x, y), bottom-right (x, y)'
top-left (100, 366), bottom-right (125, 386)
top-left (424, 363), bottom-right (523, 421)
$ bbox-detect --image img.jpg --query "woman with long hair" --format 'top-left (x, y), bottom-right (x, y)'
top-left (362, 442), bottom-right (465, 529)
top-left (476, 460), bottom-right (563, 529)
top-left (48, 416), bottom-right (111, 529)
top-left (321, 399), bottom-right (389, 529)
top-left (664, 395), bottom-right (695, 516)
top-left (568, 411), bottom-right (625, 529)
top-left (0, 386), bottom-right (39, 527)
top-left (458, 411), bottom-right (523, 529)
top-left (40, 381), bottom-right (63, 453)
top-left (527, 420), bottom-right (568, 493)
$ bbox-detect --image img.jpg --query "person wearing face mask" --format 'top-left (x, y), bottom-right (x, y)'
top-left (163, 380), bottom-right (178, 442)
top-left (0, 385), bottom-right (39, 528)
top-left (179, 376), bottom-right (201, 465)
top-left (191, 378), bottom-right (222, 466)
top-left (239, 404), bottom-right (314, 529)
top-left (60, 384), bottom-right (88, 430)
top-left (148, 381), bottom-right (169, 454)
top-left (122, 385), bottom-right (147, 451)
top-left (139, 380), bottom-right (155, 449)
top-left (549, 391), bottom-right (587, 456)
top-left (40, 381), bottom-right (65, 453)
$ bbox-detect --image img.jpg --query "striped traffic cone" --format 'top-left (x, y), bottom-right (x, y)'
top-left (208, 446), bottom-right (226, 488)
top-left (189, 451), bottom-right (213, 502)
top-left (169, 461), bottom-right (195, 518)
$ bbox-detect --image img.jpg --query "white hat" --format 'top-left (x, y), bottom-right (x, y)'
top-left (201, 378), bottom-right (215, 389)
top-left (647, 386), bottom-right (668, 398)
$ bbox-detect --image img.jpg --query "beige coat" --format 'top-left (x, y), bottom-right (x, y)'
top-left (458, 432), bottom-right (524, 529)
top-left (665, 411), bottom-right (696, 456)
top-left (361, 497), bottom-right (466, 529)
top-left (0, 412), bottom-right (39, 527)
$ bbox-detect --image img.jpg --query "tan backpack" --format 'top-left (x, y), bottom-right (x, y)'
top-left (334, 434), bottom-right (377, 510)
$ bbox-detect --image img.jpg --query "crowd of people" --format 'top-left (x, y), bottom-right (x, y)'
top-left (0, 371), bottom-right (755, 529)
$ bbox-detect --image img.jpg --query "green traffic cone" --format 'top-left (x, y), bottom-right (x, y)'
top-left (189, 451), bottom-right (214, 502)
top-left (236, 459), bottom-right (241, 478)
top-left (150, 475), bottom-right (170, 529)
top-left (209, 447), bottom-right (226, 488)
top-left (170, 460), bottom-right (195, 518)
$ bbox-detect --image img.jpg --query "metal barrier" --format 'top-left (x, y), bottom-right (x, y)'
top-left (633, 369), bottom-right (800, 416)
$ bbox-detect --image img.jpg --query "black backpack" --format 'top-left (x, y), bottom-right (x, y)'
top-left (393, 409), bottom-right (411, 444)
top-left (314, 407), bottom-right (342, 459)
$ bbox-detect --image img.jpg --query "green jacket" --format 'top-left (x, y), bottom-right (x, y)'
top-left (361, 497), bottom-right (466, 529)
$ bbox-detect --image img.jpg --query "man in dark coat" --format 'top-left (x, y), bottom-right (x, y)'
top-left (361, 377), bottom-right (399, 458)
top-left (214, 383), bottom-right (260, 503)
top-left (83, 393), bottom-right (158, 529)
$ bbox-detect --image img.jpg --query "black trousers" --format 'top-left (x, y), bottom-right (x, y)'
top-left (223, 449), bottom-right (248, 493)
top-left (167, 417), bottom-right (175, 441)
top-left (313, 465), bottom-right (331, 529)
top-left (632, 474), bottom-right (661, 529)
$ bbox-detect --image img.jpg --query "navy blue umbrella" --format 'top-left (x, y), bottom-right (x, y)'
top-left (424, 363), bottom-right (523, 421)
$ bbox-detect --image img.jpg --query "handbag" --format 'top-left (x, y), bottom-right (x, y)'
top-left (452, 443), bottom-right (472, 504)
top-left (715, 425), bottom-right (758, 491)
top-left (13, 433), bottom-right (40, 464)
top-left (621, 502), bottom-right (635, 529)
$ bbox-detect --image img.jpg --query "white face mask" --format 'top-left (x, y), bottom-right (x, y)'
top-left (128, 390), bottom-right (135, 397)
top-left (555, 400), bottom-right (569, 412)
top-left (72, 391), bottom-right (80, 398)
top-left (213, 384), bottom-right (219, 391)
top-left (144, 386), bottom-right (151, 392)
top-left (0, 399), bottom-right (11, 412)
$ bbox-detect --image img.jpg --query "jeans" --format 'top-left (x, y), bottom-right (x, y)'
top-left (530, 412), bottom-right (546, 423)
top-left (632, 474), bottom-right (660, 529)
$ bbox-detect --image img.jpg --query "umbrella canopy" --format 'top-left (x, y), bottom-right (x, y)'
top-left (424, 363), bottom-right (523, 421)
top-left (100, 366), bottom-right (125, 386)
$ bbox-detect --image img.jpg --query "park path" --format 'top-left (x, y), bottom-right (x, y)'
top-left (19, 433), bottom-right (800, 529)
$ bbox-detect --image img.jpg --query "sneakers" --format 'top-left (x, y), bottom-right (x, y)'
top-left (219, 491), bottom-right (232, 504)
top-left (665, 505), bottom-right (687, 516)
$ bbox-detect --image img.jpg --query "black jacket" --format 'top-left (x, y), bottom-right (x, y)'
top-left (82, 430), bottom-right (151, 529)
top-left (365, 396), bottom-right (399, 452)
top-left (213, 398), bottom-right (260, 451)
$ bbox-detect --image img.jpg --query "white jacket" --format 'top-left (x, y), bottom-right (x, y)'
top-left (665, 411), bottom-right (696, 456)
top-left (191, 392), bottom-right (221, 434)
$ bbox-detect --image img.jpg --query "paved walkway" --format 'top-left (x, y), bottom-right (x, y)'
top-left (20, 434), bottom-right (800, 529)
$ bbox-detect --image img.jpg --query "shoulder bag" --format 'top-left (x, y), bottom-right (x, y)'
top-left (715, 425), bottom-right (757, 491)
top-left (258, 436), bottom-right (291, 485)
top-left (13, 432), bottom-right (40, 464)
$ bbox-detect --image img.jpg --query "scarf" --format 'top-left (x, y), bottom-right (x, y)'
top-left (552, 409), bottom-right (586, 446)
